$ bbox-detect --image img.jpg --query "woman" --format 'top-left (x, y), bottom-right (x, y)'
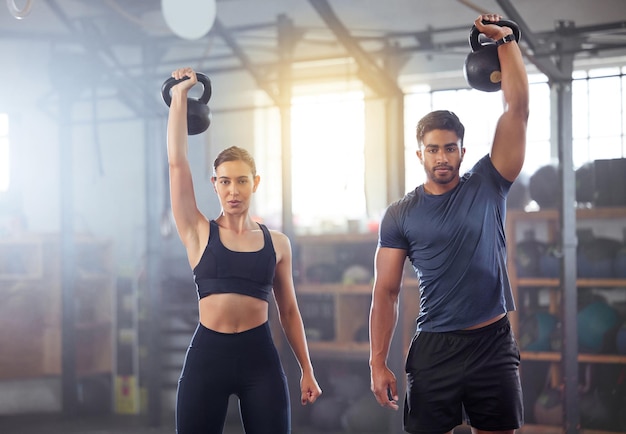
top-left (167, 67), bottom-right (322, 434)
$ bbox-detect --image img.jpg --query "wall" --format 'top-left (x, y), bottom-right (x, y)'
top-left (0, 36), bottom-right (260, 414)
top-left (0, 41), bottom-right (268, 268)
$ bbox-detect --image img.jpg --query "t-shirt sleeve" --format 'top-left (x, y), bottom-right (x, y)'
top-left (378, 204), bottom-right (409, 250)
top-left (478, 154), bottom-right (513, 196)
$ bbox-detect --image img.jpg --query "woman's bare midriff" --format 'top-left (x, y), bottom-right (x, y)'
top-left (463, 313), bottom-right (506, 330)
top-left (198, 293), bottom-right (269, 333)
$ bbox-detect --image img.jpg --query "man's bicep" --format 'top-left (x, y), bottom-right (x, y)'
top-left (374, 247), bottom-right (407, 292)
top-left (490, 110), bottom-right (527, 182)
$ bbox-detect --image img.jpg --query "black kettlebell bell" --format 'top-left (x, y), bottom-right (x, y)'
top-left (161, 72), bottom-right (212, 135)
top-left (463, 20), bottom-right (521, 92)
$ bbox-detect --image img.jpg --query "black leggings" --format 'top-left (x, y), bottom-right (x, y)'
top-left (176, 322), bottom-right (291, 434)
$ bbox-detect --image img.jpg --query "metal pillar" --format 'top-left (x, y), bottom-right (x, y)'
top-left (59, 83), bottom-right (78, 416)
top-left (277, 14), bottom-right (295, 238)
top-left (552, 26), bottom-right (579, 432)
top-left (144, 117), bottom-right (163, 427)
top-left (144, 46), bottom-right (163, 427)
top-left (384, 93), bottom-right (406, 207)
top-left (383, 42), bottom-right (407, 205)
top-left (383, 45), bottom-right (406, 434)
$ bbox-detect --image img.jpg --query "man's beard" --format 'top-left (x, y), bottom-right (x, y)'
top-left (428, 162), bottom-right (461, 185)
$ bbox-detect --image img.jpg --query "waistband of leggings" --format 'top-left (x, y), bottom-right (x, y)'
top-left (191, 321), bottom-right (272, 348)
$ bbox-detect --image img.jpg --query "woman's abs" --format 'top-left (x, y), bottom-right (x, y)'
top-left (198, 293), bottom-right (269, 333)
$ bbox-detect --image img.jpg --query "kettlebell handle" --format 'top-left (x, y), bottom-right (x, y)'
top-left (469, 19), bottom-right (521, 52)
top-left (161, 72), bottom-right (212, 107)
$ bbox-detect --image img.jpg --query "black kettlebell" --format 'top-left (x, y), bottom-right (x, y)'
top-left (161, 72), bottom-right (212, 135)
top-left (463, 20), bottom-right (521, 92)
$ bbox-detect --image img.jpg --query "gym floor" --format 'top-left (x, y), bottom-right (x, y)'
top-left (0, 413), bottom-right (386, 434)
top-left (0, 414), bottom-right (478, 434)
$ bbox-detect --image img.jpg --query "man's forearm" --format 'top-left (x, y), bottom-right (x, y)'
top-left (369, 293), bottom-right (399, 367)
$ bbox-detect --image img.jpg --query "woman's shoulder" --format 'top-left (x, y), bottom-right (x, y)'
top-left (265, 227), bottom-right (288, 242)
top-left (261, 226), bottom-right (290, 251)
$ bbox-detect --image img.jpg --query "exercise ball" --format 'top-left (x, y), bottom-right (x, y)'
top-left (507, 176), bottom-right (530, 210)
top-left (580, 390), bottom-right (611, 430)
top-left (516, 231), bottom-right (546, 277)
top-left (538, 244), bottom-right (560, 278)
top-left (529, 165), bottom-right (559, 209)
top-left (577, 235), bottom-right (621, 278)
top-left (575, 162), bottom-right (596, 205)
top-left (533, 388), bottom-right (562, 426)
top-left (342, 264), bottom-right (373, 284)
top-left (519, 312), bottom-right (559, 351)
top-left (578, 301), bottom-right (620, 353)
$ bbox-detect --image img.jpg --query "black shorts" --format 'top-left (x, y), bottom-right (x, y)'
top-left (404, 315), bottom-right (523, 434)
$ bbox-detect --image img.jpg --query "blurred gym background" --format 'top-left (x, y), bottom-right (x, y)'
top-left (1, 1), bottom-right (626, 433)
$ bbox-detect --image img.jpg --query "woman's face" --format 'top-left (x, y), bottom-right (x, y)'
top-left (212, 160), bottom-right (260, 215)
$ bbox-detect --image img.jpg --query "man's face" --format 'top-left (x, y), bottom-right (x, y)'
top-left (417, 129), bottom-right (465, 187)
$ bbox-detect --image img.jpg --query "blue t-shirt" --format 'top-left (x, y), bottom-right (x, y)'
top-left (378, 154), bottom-right (515, 332)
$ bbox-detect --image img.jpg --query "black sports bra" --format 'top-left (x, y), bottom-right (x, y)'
top-left (193, 220), bottom-right (276, 302)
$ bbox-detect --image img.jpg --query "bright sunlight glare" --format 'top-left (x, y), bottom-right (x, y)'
top-left (290, 91), bottom-right (366, 232)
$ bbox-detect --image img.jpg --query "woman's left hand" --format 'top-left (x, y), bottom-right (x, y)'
top-left (300, 373), bottom-right (322, 405)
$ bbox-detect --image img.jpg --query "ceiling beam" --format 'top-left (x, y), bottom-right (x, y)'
top-left (212, 17), bottom-right (281, 105)
top-left (44, 0), bottom-right (161, 116)
top-left (307, 0), bottom-right (403, 97)
top-left (493, 0), bottom-right (570, 81)
top-left (9, 3), bottom-right (625, 90)
top-left (495, 0), bottom-right (540, 52)
top-left (497, 1), bottom-right (626, 81)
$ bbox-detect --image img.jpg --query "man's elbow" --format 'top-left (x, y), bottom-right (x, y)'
top-left (373, 285), bottom-right (401, 304)
top-left (507, 98), bottom-right (529, 123)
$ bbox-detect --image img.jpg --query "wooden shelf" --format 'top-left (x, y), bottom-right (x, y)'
top-left (0, 235), bottom-right (115, 381)
top-left (294, 232), bottom-right (418, 363)
top-left (517, 278), bottom-right (626, 287)
top-left (297, 283), bottom-right (372, 294)
top-left (507, 207), bottom-right (626, 434)
top-left (521, 351), bottom-right (626, 364)
top-left (517, 424), bottom-right (563, 434)
top-left (0, 237), bottom-right (43, 280)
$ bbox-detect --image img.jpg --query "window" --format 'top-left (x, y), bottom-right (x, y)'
top-left (290, 91), bottom-right (366, 232)
top-left (404, 67), bottom-right (626, 193)
top-left (0, 113), bottom-right (9, 192)
top-left (252, 88), bottom-right (366, 234)
top-left (405, 88), bottom-right (503, 188)
top-left (253, 64), bottom-right (626, 229)
top-left (572, 67), bottom-right (626, 167)
top-left (404, 77), bottom-right (549, 192)
top-left (525, 77), bottom-right (552, 177)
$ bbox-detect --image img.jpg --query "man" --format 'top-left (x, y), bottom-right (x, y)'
top-left (369, 14), bottom-right (529, 434)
